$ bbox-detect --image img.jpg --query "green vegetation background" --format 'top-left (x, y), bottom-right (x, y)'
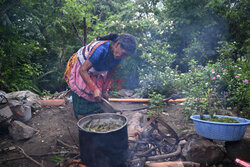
top-left (0, 0), bottom-right (249, 117)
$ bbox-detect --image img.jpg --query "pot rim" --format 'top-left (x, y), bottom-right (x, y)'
top-left (77, 113), bottom-right (128, 134)
top-left (190, 114), bottom-right (250, 126)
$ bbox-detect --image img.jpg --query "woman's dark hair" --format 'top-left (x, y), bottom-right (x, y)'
top-left (97, 33), bottom-right (119, 42)
top-left (97, 33), bottom-right (137, 54)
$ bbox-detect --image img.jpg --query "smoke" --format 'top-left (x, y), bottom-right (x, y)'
top-left (172, 12), bottom-right (229, 71)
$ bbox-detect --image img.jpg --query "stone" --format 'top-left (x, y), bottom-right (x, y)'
top-left (225, 138), bottom-right (250, 161)
top-left (5, 90), bottom-right (41, 112)
top-left (0, 90), bottom-right (6, 96)
top-left (179, 139), bottom-right (187, 147)
top-left (0, 105), bottom-right (13, 123)
top-left (116, 89), bottom-right (134, 97)
top-left (8, 100), bottom-right (32, 122)
top-left (8, 120), bottom-right (36, 140)
top-left (178, 129), bottom-right (196, 140)
top-left (0, 104), bottom-right (13, 133)
top-left (122, 111), bottom-right (144, 141)
top-left (131, 93), bottom-right (141, 98)
top-left (182, 135), bottom-right (224, 165)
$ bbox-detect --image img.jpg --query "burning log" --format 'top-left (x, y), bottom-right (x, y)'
top-left (137, 139), bottom-right (165, 156)
top-left (157, 118), bottom-right (179, 145)
top-left (127, 113), bottom-right (157, 141)
top-left (130, 143), bottom-right (181, 163)
top-left (127, 112), bottom-right (144, 141)
top-left (150, 122), bottom-right (176, 147)
top-left (147, 144), bottom-right (181, 161)
top-left (126, 114), bottom-right (182, 166)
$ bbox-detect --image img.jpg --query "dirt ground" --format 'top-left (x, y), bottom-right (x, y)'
top-left (0, 100), bottom-right (249, 167)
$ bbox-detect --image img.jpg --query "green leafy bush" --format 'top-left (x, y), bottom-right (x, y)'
top-left (219, 60), bottom-right (249, 118)
top-left (136, 43), bottom-right (182, 97)
top-left (148, 92), bottom-right (165, 116)
top-left (218, 40), bottom-right (249, 118)
top-left (181, 60), bottom-right (225, 117)
top-left (138, 66), bottom-right (182, 97)
top-left (182, 60), bottom-right (249, 119)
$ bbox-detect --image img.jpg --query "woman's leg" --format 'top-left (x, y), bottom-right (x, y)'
top-left (71, 91), bottom-right (103, 119)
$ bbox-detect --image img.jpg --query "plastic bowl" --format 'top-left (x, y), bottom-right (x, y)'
top-left (190, 115), bottom-right (250, 141)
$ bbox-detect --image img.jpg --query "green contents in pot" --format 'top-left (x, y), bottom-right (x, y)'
top-left (83, 120), bottom-right (121, 132)
top-left (202, 117), bottom-right (239, 123)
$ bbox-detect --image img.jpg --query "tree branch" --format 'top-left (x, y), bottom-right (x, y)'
top-left (71, 22), bottom-right (84, 45)
top-left (67, 126), bottom-right (79, 148)
top-left (17, 146), bottom-right (43, 167)
top-left (57, 139), bottom-right (78, 149)
top-left (0, 151), bottom-right (79, 164)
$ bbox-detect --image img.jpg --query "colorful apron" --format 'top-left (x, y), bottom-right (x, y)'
top-left (64, 41), bottom-right (109, 102)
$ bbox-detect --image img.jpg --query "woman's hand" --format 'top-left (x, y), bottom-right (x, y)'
top-left (80, 60), bottom-right (101, 101)
top-left (93, 89), bottom-right (102, 102)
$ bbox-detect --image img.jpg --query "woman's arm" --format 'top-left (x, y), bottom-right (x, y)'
top-left (79, 60), bottom-right (102, 101)
top-left (102, 64), bottom-right (119, 99)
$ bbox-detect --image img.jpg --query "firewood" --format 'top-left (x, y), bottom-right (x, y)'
top-left (108, 98), bottom-right (186, 102)
top-left (147, 144), bottom-right (181, 161)
top-left (17, 146), bottom-right (43, 167)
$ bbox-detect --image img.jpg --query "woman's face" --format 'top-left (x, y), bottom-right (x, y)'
top-left (112, 42), bottom-right (131, 59)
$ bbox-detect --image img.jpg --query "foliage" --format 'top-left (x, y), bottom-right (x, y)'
top-left (50, 155), bottom-right (65, 163)
top-left (182, 60), bottom-right (249, 119)
top-left (162, 0), bottom-right (229, 72)
top-left (98, 0), bottom-right (177, 90)
top-left (202, 116), bottom-right (238, 123)
top-left (40, 90), bottom-right (52, 97)
top-left (181, 61), bottom-right (225, 117)
top-left (224, 0), bottom-right (250, 60)
top-left (97, 0), bottom-right (183, 94)
top-left (148, 92), bottom-right (165, 116)
top-left (0, 0), bottom-right (98, 94)
top-left (138, 66), bottom-right (182, 97)
top-left (217, 39), bottom-right (249, 118)
top-left (219, 60), bottom-right (249, 118)
top-left (0, 0), bottom-right (248, 120)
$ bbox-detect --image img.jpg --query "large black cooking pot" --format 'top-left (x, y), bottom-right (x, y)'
top-left (77, 113), bottom-right (128, 167)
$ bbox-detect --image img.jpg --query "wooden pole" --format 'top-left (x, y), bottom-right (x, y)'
top-left (83, 17), bottom-right (87, 46)
top-left (108, 98), bottom-right (187, 103)
top-left (72, 22), bottom-right (84, 45)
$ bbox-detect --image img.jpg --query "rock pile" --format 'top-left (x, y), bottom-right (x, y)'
top-left (0, 90), bottom-right (41, 140)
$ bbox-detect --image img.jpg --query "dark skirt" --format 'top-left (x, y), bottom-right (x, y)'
top-left (71, 91), bottom-right (103, 118)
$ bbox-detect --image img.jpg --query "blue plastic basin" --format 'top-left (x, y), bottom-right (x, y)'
top-left (190, 115), bottom-right (250, 141)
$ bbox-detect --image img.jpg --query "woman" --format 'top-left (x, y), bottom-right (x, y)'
top-left (64, 33), bottom-right (136, 119)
